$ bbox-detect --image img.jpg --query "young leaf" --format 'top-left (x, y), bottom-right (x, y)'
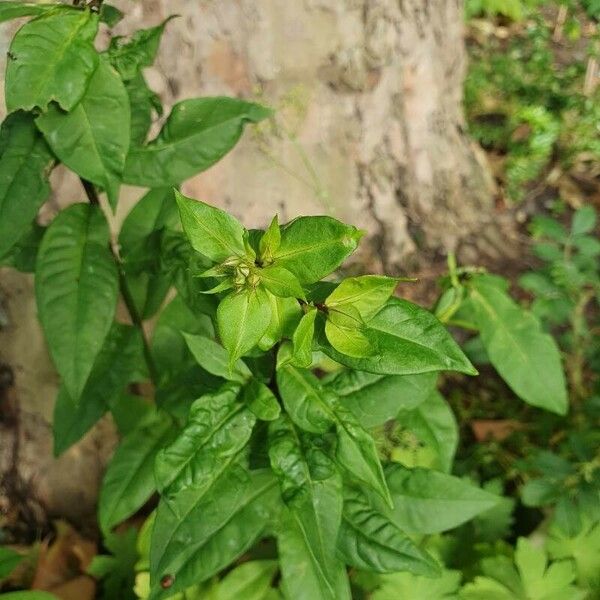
top-left (324, 370), bottom-right (437, 428)
top-left (259, 215), bottom-right (281, 262)
top-left (175, 190), bottom-right (247, 262)
top-left (272, 216), bottom-right (362, 284)
top-left (99, 413), bottom-right (176, 533)
top-left (0, 2), bottom-right (68, 23)
top-left (124, 97), bottom-right (272, 187)
top-left (216, 561), bottom-right (279, 600)
top-left (53, 324), bottom-right (146, 455)
top-left (0, 112), bottom-right (53, 258)
top-left (5, 9), bottom-right (99, 112)
top-left (217, 287), bottom-right (272, 365)
top-left (372, 569), bottom-right (462, 600)
top-left (379, 464), bottom-right (500, 534)
top-left (397, 391), bottom-right (458, 473)
top-left (36, 56), bottom-right (130, 208)
top-left (469, 279), bottom-right (568, 415)
top-left (108, 18), bottom-right (173, 81)
top-left (0, 592), bottom-right (59, 600)
top-left (269, 418), bottom-right (350, 600)
top-left (325, 275), bottom-right (399, 321)
top-left (0, 546), bottom-right (24, 578)
top-left (291, 308), bottom-right (317, 367)
top-left (324, 317), bottom-right (372, 358)
top-left (149, 467), bottom-right (278, 600)
top-left (36, 204), bottom-right (118, 401)
top-left (259, 265), bottom-right (305, 299)
top-left (318, 298), bottom-right (476, 376)
top-left (337, 488), bottom-right (439, 576)
top-left (125, 72), bottom-right (161, 145)
top-left (243, 378), bottom-right (281, 421)
top-left (154, 384), bottom-right (255, 496)
top-left (259, 293), bottom-right (302, 351)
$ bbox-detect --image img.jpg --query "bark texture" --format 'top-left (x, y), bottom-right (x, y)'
top-left (0, 0), bottom-right (505, 527)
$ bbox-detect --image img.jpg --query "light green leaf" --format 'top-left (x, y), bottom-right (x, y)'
top-left (6, 8), bottom-right (99, 112)
top-left (0, 546), bottom-right (24, 578)
top-left (373, 569), bottom-right (461, 600)
top-left (217, 288), bottom-right (272, 364)
top-left (183, 333), bottom-right (251, 383)
top-left (36, 55), bottom-right (130, 208)
top-left (259, 265), bottom-right (305, 299)
top-left (175, 190), bottom-right (246, 262)
top-left (269, 418), bottom-right (350, 600)
top-left (324, 317), bottom-right (372, 358)
top-left (272, 216), bottom-right (362, 284)
top-left (0, 2), bottom-right (67, 23)
top-left (124, 97), bottom-right (271, 187)
top-left (291, 308), bottom-right (317, 367)
top-left (154, 384), bottom-right (255, 496)
top-left (469, 279), bottom-right (567, 414)
top-left (397, 391), bottom-right (458, 473)
top-left (324, 370), bottom-right (437, 428)
top-left (380, 465), bottom-right (500, 534)
top-left (149, 467), bottom-right (278, 600)
top-left (325, 275), bottom-right (399, 321)
top-left (216, 560), bottom-right (278, 600)
top-left (318, 298), bottom-right (476, 376)
top-left (571, 205), bottom-right (596, 236)
top-left (99, 413), bottom-right (175, 533)
top-left (0, 112), bottom-right (53, 258)
top-left (242, 379), bottom-right (281, 421)
top-left (53, 324), bottom-right (146, 455)
top-left (259, 215), bottom-right (281, 263)
top-left (258, 293), bottom-right (302, 351)
top-left (338, 488), bottom-right (439, 576)
top-left (36, 204), bottom-right (118, 401)
top-left (0, 592), bottom-right (59, 600)
top-left (108, 18), bottom-right (173, 80)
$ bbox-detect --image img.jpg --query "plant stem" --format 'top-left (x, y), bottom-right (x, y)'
top-left (79, 178), bottom-right (160, 385)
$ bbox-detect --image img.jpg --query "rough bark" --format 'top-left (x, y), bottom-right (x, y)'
top-left (0, 0), bottom-right (510, 528)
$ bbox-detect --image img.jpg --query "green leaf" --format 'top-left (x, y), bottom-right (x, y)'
top-left (379, 464), bottom-right (500, 534)
top-left (258, 293), bottom-right (302, 351)
top-left (0, 112), bottom-right (53, 258)
top-left (259, 215), bottom-right (281, 262)
top-left (119, 187), bottom-right (178, 319)
top-left (99, 4), bottom-right (124, 27)
top-left (325, 275), bottom-right (398, 321)
top-left (216, 561), bottom-right (279, 600)
top-left (124, 97), bottom-right (271, 187)
top-left (318, 298), bottom-right (476, 376)
top-left (175, 190), bottom-right (247, 262)
top-left (0, 593), bottom-right (59, 600)
top-left (337, 488), bottom-right (439, 576)
top-left (243, 378), bottom-right (281, 421)
top-left (291, 308), bottom-right (317, 367)
top-left (324, 317), bottom-right (372, 358)
top-left (108, 17), bottom-right (173, 80)
top-left (469, 279), bottom-right (567, 414)
top-left (5, 8), bottom-right (99, 112)
top-left (125, 72), bottom-right (161, 145)
top-left (53, 324), bottom-right (146, 455)
top-left (0, 223), bottom-right (46, 273)
top-left (154, 384), bottom-right (255, 496)
top-left (183, 333), bottom-right (251, 383)
top-left (571, 205), bottom-right (596, 236)
top-left (397, 391), bottom-right (458, 473)
top-left (217, 288), bottom-right (272, 365)
top-left (373, 569), bottom-right (461, 600)
top-left (36, 55), bottom-right (130, 208)
top-left (149, 467), bottom-right (278, 600)
top-left (269, 417), bottom-right (350, 600)
top-left (324, 370), bottom-right (437, 428)
top-left (36, 204), bottom-right (118, 401)
top-left (259, 265), bottom-right (305, 299)
top-left (0, 2), bottom-right (67, 22)
top-left (0, 546), bottom-right (24, 578)
top-left (99, 413), bottom-right (175, 533)
top-left (272, 216), bottom-right (362, 284)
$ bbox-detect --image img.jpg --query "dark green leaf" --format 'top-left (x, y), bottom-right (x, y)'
top-left (125, 72), bottom-right (161, 145)
top-left (36, 56), bottom-right (130, 208)
top-left (6, 9), bottom-right (99, 112)
top-left (149, 467), bottom-right (278, 600)
top-left (324, 370), bottom-right (437, 428)
top-left (99, 4), bottom-right (124, 27)
top-left (53, 324), bottom-right (146, 455)
top-left (108, 393), bottom-right (153, 436)
top-left (469, 279), bottom-right (567, 414)
top-left (0, 2), bottom-right (67, 23)
top-left (272, 216), bottom-right (362, 284)
top-left (36, 204), bottom-right (118, 401)
top-left (124, 97), bottom-right (271, 187)
top-left (0, 546), bottom-right (24, 578)
top-left (318, 298), bottom-right (476, 376)
top-left (337, 488), bottom-right (439, 576)
top-left (99, 413), bottom-right (176, 532)
top-left (0, 112), bottom-right (53, 258)
top-left (0, 223), bottom-right (46, 273)
top-left (243, 378), bottom-right (281, 421)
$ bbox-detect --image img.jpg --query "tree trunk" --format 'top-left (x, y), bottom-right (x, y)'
top-left (0, 0), bottom-right (507, 528)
